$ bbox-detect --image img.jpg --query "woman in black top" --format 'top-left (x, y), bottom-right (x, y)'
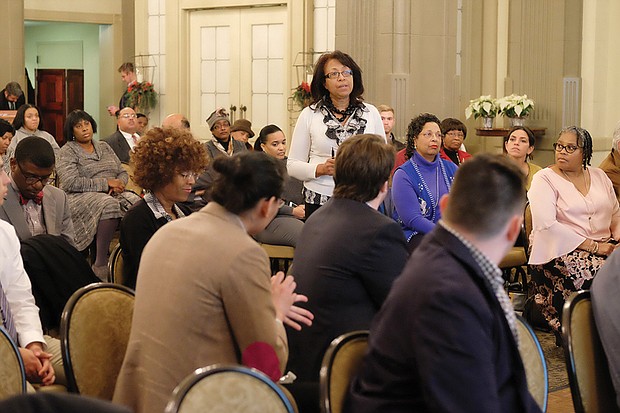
top-left (119, 127), bottom-right (208, 288)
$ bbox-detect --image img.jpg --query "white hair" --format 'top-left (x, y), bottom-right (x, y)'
top-left (613, 120), bottom-right (620, 150)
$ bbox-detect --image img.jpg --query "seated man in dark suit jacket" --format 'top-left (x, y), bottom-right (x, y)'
top-left (0, 137), bottom-right (75, 245)
top-left (103, 107), bottom-right (139, 163)
top-left (346, 154), bottom-right (540, 413)
top-left (0, 81), bottom-right (26, 110)
top-left (285, 134), bottom-right (409, 412)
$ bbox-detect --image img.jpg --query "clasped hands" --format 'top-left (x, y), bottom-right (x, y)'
top-left (19, 342), bottom-right (55, 386)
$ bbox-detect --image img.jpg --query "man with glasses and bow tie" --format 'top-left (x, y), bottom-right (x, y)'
top-left (0, 146), bottom-right (63, 390)
top-left (0, 137), bottom-right (74, 245)
top-left (0, 137), bottom-right (97, 334)
top-left (103, 107), bottom-right (140, 164)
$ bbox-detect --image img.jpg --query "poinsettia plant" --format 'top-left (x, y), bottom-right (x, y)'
top-left (497, 94), bottom-right (534, 118)
top-left (126, 82), bottom-right (158, 113)
top-left (465, 95), bottom-right (499, 119)
top-left (292, 81), bottom-right (312, 108)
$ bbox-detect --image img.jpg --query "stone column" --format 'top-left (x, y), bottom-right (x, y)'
top-left (0, 0), bottom-right (25, 92)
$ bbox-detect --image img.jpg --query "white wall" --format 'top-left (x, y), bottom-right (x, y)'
top-left (25, 21), bottom-right (104, 126)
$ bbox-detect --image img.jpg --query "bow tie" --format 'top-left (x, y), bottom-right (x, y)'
top-left (19, 192), bottom-right (43, 205)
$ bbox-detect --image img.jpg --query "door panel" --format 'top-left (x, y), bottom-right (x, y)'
top-left (37, 69), bottom-right (65, 145)
top-left (189, 6), bottom-right (287, 140)
top-left (36, 69), bottom-right (84, 145)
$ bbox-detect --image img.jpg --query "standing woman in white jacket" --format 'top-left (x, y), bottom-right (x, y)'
top-left (287, 50), bottom-right (385, 218)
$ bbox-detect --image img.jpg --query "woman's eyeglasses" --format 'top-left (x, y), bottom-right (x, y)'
top-left (324, 70), bottom-right (353, 80)
top-left (553, 142), bottom-right (579, 154)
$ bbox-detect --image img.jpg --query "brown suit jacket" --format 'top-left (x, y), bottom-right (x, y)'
top-left (113, 202), bottom-right (287, 413)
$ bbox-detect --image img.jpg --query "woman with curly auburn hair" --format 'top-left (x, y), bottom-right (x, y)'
top-left (119, 127), bottom-right (208, 288)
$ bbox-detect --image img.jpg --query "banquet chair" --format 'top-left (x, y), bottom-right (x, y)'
top-left (319, 331), bottom-right (369, 413)
top-left (60, 283), bottom-right (135, 400)
top-left (164, 364), bottom-right (295, 413)
top-left (515, 315), bottom-right (548, 412)
top-left (260, 243), bottom-right (295, 273)
top-left (562, 290), bottom-right (620, 413)
top-left (107, 243), bottom-right (125, 285)
top-left (0, 326), bottom-right (26, 400)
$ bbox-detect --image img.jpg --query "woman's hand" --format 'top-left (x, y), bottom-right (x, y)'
top-left (598, 242), bottom-right (616, 257)
top-left (315, 158), bottom-right (335, 177)
top-left (292, 204), bottom-right (305, 220)
top-left (270, 272), bottom-right (313, 330)
top-left (107, 178), bottom-right (125, 194)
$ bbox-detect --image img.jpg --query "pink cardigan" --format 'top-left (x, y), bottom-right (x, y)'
top-left (528, 167), bottom-right (620, 265)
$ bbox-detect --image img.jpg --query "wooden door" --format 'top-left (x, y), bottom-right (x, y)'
top-left (36, 69), bottom-right (84, 145)
top-left (189, 6), bottom-right (287, 140)
top-left (37, 69), bottom-right (65, 145)
top-left (66, 70), bottom-right (84, 113)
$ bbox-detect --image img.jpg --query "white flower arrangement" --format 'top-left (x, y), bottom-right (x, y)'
top-left (497, 94), bottom-right (534, 118)
top-left (465, 95), bottom-right (499, 120)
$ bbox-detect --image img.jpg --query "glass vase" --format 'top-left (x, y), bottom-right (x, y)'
top-left (482, 117), bottom-right (494, 129)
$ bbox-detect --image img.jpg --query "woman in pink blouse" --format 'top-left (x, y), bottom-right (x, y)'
top-left (528, 126), bottom-right (620, 336)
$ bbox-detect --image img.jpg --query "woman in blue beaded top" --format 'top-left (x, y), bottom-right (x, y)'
top-left (392, 113), bottom-right (458, 252)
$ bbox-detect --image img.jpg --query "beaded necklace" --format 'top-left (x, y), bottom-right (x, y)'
top-left (324, 96), bottom-right (356, 122)
top-left (409, 156), bottom-right (452, 221)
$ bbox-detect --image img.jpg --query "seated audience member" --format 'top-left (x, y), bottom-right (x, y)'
top-left (592, 248), bottom-right (620, 408)
top-left (231, 118), bottom-right (255, 151)
top-left (0, 138), bottom-right (99, 329)
top-left (286, 134), bottom-right (408, 413)
top-left (392, 113), bottom-right (457, 252)
top-left (255, 124), bottom-right (304, 208)
top-left (120, 127), bottom-right (208, 289)
top-left (0, 156), bottom-right (64, 389)
top-left (253, 124), bottom-right (304, 247)
top-left (0, 118), bottom-right (15, 165)
top-left (378, 104), bottom-right (405, 151)
top-left (599, 121), bottom-right (620, 199)
top-left (161, 113), bottom-right (190, 130)
top-left (103, 107), bottom-right (139, 164)
top-left (205, 107), bottom-right (247, 159)
top-left (185, 108), bottom-right (247, 210)
top-left (346, 154), bottom-right (539, 413)
top-left (135, 113), bottom-right (149, 136)
top-left (0, 137), bottom-right (74, 244)
top-left (0, 81), bottom-right (25, 110)
top-left (56, 110), bottom-right (140, 280)
top-left (5, 104), bottom-right (59, 166)
top-left (504, 126), bottom-right (542, 190)
top-left (113, 152), bottom-right (313, 413)
top-left (440, 117), bottom-right (472, 165)
top-left (529, 126), bottom-right (620, 338)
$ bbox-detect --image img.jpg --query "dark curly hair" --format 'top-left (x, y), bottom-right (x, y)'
top-left (405, 113), bottom-right (441, 160)
top-left (310, 50), bottom-right (364, 105)
top-left (559, 126), bottom-right (593, 169)
top-left (131, 127), bottom-right (209, 191)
